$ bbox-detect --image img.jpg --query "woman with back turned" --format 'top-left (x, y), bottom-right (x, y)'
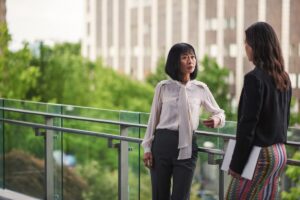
top-left (226, 22), bottom-right (292, 199)
top-left (142, 43), bottom-right (225, 200)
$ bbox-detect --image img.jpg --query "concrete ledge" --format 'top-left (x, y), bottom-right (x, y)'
top-left (0, 189), bottom-right (40, 200)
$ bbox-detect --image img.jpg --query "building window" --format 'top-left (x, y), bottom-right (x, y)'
top-left (224, 18), bottom-right (235, 30)
top-left (229, 17), bottom-right (236, 29)
top-left (87, 0), bottom-right (90, 12)
top-left (206, 18), bottom-right (218, 31)
top-left (133, 46), bottom-right (141, 57)
top-left (130, 0), bottom-right (151, 8)
top-left (229, 44), bottom-right (237, 58)
top-left (210, 44), bottom-right (218, 57)
top-left (87, 45), bottom-right (90, 58)
top-left (289, 73), bottom-right (297, 89)
top-left (223, 45), bottom-right (229, 57)
top-left (87, 22), bottom-right (90, 36)
top-left (290, 44), bottom-right (297, 57)
top-left (228, 71), bottom-right (235, 84)
top-left (144, 24), bottom-right (150, 35)
top-left (109, 46), bottom-right (115, 57)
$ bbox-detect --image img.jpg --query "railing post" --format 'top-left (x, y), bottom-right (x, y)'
top-left (207, 153), bottom-right (224, 200)
top-left (45, 117), bottom-right (54, 200)
top-left (219, 161), bottom-right (224, 200)
top-left (119, 125), bottom-right (129, 200)
top-left (0, 99), bottom-right (4, 189)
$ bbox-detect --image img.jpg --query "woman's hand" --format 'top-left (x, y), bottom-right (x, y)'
top-left (228, 169), bottom-right (241, 179)
top-left (143, 152), bottom-right (153, 168)
top-left (203, 117), bottom-right (220, 128)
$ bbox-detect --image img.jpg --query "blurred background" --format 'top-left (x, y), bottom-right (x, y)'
top-left (0, 0), bottom-right (300, 199)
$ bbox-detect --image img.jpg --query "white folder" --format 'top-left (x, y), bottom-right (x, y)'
top-left (221, 139), bottom-right (261, 180)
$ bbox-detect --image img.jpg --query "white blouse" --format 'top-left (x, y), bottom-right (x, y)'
top-left (142, 79), bottom-right (225, 159)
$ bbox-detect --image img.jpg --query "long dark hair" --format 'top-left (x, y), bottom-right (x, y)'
top-left (245, 22), bottom-right (290, 91)
top-left (165, 43), bottom-right (198, 81)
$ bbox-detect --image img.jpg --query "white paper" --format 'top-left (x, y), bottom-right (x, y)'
top-left (221, 139), bottom-right (261, 180)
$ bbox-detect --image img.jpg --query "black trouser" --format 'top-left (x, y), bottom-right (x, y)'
top-left (150, 129), bottom-right (198, 200)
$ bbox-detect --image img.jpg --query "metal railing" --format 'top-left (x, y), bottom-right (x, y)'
top-left (0, 102), bottom-right (299, 200)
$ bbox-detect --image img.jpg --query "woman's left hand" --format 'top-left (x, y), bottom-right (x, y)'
top-left (203, 117), bottom-right (220, 128)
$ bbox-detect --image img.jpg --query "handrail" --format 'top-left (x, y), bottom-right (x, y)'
top-left (1, 107), bottom-right (299, 147)
top-left (1, 118), bottom-right (300, 167)
top-left (1, 105), bottom-right (300, 200)
top-left (1, 118), bottom-right (142, 144)
top-left (0, 107), bottom-right (148, 128)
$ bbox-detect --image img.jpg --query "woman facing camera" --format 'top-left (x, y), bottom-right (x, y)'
top-left (142, 43), bottom-right (225, 200)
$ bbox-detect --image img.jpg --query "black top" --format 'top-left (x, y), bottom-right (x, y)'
top-left (230, 66), bottom-right (292, 174)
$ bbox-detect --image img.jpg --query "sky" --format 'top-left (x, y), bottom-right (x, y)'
top-left (6, 0), bottom-right (84, 50)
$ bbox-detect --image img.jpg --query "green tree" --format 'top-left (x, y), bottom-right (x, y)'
top-left (289, 97), bottom-right (300, 126)
top-left (281, 151), bottom-right (300, 199)
top-left (29, 42), bottom-right (91, 105)
top-left (77, 160), bottom-right (118, 200)
top-left (146, 56), bottom-right (168, 87)
top-left (26, 42), bottom-right (154, 112)
top-left (197, 55), bottom-right (233, 119)
top-left (91, 59), bottom-right (153, 112)
top-left (0, 23), bottom-right (40, 99)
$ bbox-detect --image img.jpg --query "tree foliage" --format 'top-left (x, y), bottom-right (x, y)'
top-left (0, 23), bottom-right (40, 99)
top-left (146, 56), bottom-right (168, 87)
top-left (281, 151), bottom-right (300, 200)
top-left (197, 55), bottom-right (233, 119)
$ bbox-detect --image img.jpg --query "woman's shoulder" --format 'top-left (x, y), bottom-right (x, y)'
top-left (154, 80), bottom-right (172, 91)
top-left (245, 66), bottom-right (265, 79)
top-left (191, 80), bottom-right (208, 89)
top-left (156, 79), bottom-right (173, 87)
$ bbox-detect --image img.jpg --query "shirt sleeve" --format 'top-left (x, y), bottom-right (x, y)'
top-left (229, 74), bottom-right (263, 174)
top-left (142, 82), bottom-right (163, 153)
top-left (202, 86), bottom-right (225, 128)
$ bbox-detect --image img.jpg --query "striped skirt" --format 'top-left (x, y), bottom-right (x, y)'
top-left (226, 143), bottom-right (287, 200)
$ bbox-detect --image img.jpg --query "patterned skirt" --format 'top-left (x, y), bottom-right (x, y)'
top-left (226, 143), bottom-right (287, 200)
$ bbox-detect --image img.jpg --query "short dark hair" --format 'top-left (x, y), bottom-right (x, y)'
top-left (165, 43), bottom-right (198, 81)
top-left (245, 22), bottom-right (290, 91)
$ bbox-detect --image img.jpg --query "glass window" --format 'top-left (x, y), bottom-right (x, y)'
top-left (130, 0), bottom-right (151, 8)
top-left (109, 46), bottom-right (115, 57)
top-left (87, 0), bottom-right (90, 12)
top-left (205, 20), bottom-right (211, 30)
top-left (211, 18), bottom-right (218, 30)
top-left (289, 73), bottom-right (297, 89)
top-left (210, 44), bottom-right (218, 57)
top-left (228, 71), bottom-right (235, 84)
top-left (133, 46), bottom-right (140, 57)
top-left (229, 44), bottom-right (237, 58)
top-left (87, 22), bottom-right (90, 36)
top-left (229, 17), bottom-right (236, 29)
top-left (205, 18), bottom-right (218, 31)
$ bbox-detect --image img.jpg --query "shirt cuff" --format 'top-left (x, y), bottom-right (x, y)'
top-left (143, 147), bottom-right (151, 153)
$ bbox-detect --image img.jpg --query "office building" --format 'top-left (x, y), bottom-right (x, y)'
top-left (82, 0), bottom-right (300, 109)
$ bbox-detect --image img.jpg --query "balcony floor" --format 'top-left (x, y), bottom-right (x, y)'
top-left (0, 189), bottom-right (39, 200)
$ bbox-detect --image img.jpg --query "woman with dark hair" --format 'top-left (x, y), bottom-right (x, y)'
top-left (142, 43), bottom-right (225, 200)
top-left (226, 22), bottom-right (292, 199)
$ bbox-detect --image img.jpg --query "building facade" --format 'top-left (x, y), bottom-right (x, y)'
top-left (0, 0), bottom-right (6, 23)
top-left (82, 0), bottom-right (300, 109)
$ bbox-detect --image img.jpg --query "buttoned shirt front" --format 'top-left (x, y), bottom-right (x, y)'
top-left (142, 79), bottom-right (225, 159)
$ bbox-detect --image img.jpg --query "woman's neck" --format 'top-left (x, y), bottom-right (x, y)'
top-left (181, 74), bottom-right (190, 84)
